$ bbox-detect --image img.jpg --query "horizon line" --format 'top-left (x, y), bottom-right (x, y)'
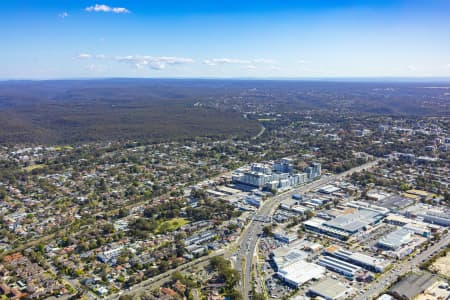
top-left (2, 76), bottom-right (450, 83)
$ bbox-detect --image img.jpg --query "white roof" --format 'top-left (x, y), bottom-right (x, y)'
top-left (277, 260), bottom-right (325, 286)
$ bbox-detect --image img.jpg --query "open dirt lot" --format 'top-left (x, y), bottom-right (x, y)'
top-left (431, 251), bottom-right (450, 278)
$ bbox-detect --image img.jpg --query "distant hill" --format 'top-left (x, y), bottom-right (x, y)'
top-left (0, 79), bottom-right (448, 144)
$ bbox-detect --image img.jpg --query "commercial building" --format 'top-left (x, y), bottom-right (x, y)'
top-left (376, 195), bottom-right (414, 212)
top-left (385, 214), bottom-right (431, 237)
top-left (280, 198), bottom-right (311, 215)
top-left (317, 256), bottom-right (361, 278)
top-left (232, 159), bottom-right (313, 190)
top-left (280, 198), bottom-right (300, 210)
top-left (322, 209), bottom-right (385, 235)
top-left (324, 245), bottom-right (389, 273)
top-left (245, 196), bottom-right (261, 208)
top-left (346, 201), bottom-right (390, 215)
top-left (308, 278), bottom-right (352, 300)
top-left (292, 194), bottom-right (302, 200)
top-left (304, 218), bottom-right (351, 240)
top-left (271, 246), bottom-right (308, 271)
top-left (305, 162), bottom-right (321, 180)
top-left (277, 260), bottom-right (325, 288)
top-left (273, 230), bottom-right (298, 244)
top-left (376, 228), bottom-right (412, 251)
top-left (274, 158), bottom-right (293, 173)
top-left (404, 204), bottom-right (450, 227)
top-left (389, 272), bottom-right (437, 300)
top-left (318, 185), bottom-right (341, 194)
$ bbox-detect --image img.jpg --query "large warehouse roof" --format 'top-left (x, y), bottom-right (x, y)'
top-left (308, 277), bottom-right (352, 300)
top-left (277, 260), bottom-right (325, 287)
top-left (324, 209), bottom-right (383, 233)
top-left (377, 228), bottom-right (412, 250)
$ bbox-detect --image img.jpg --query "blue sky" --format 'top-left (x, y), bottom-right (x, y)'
top-left (2, 0), bottom-right (450, 79)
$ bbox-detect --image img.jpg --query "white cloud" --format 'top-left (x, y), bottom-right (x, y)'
top-left (58, 12), bottom-right (69, 19)
top-left (407, 65), bottom-right (418, 71)
top-left (204, 58), bottom-right (277, 67)
top-left (204, 58), bottom-right (251, 66)
top-left (85, 4), bottom-right (130, 14)
top-left (447, 64), bottom-right (450, 68)
top-left (78, 53), bottom-right (92, 59)
top-left (252, 59), bottom-right (277, 64)
top-left (298, 60), bottom-right (311, 64)
top-left (78, 54), bottom-right (107, 59)
top-left (115, 56), bottom-right (194, 70)
top-left (74, 55), bottom-right (192, 70)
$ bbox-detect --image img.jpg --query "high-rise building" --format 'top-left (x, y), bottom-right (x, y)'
top-left (306, 162), bottom-right (321, 180)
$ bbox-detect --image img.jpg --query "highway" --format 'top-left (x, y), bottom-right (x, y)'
top-left (235, 158), bottom-right (383, 299)
top-left (355, 232), bottom-right (450, 300)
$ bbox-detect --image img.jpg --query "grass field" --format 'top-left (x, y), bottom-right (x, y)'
top-left (54, 146), bottom-right (74, 151)
top-left (155, 218), bottom-right (188, 234)
top-left (24, 164), bottom-right (46, 172)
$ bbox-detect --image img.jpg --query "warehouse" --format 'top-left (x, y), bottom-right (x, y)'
top-left (271, 246), bottom-right (308, 271)
top-left (318, 185), bottom-right (341, 194)
top-left (308, 278), bottom-right (352, 300)
top-left (303, 218), bottom-right (351, 240)
top-left (325, 245), bottom-right (389, 273)
top-left (377, 228), bottom-right (412, 250)
top-left (389, 272), bottom-right (437, 300)
top-left (404, 204), bottom-right (450, 226)
top-left (277, 260), bottom-right (325, 287)
top-left (317, 256), bottom-right (361, 278)
top-left (324, 209), bottom-right (385, 235)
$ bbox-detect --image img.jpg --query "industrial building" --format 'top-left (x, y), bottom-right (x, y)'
top-left (280, 198), bottom-right (300, 210)
top-left (346, 200), bottom-right (390, 215)
top-left (245, 196), bottom-right (261, 208)
top-left (308, 278), bottom-right (352, 300)
top-left (271, 246), bottom-right (308, 271)
top-left (277, 260), bottom-right (325, 287)
top-left (376, 195), bottom-right (414, 211)
top-left (404, 204), bottom-right (450, 227)
top-left (324, 209), bottom-right (384, 234)
top-left (376, 228), bottom-right (412, 250)
top-left (273, 229), bottom-right (298, 244)
top-left (304, 218), bottom-right (351, 240)
top-left (389, 272), bottom-right (437, 300)
top-left (280, 198), bottom-right (311, 215)
top-left (324, 245), bottom-right (389, 273)
top-left (304, 207), bottom-right (385, 240)
top-left (385, 214), bottom-right (432, 237)
top-left (317, 256), bottom-right (362, 278)
top-left (318, 185), bottom-right (341, 194)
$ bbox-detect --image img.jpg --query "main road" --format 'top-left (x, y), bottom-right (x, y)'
top-left (235, 158), bottom-right (383, 299)
top-left (355, 232), bottom-right (450, 300)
